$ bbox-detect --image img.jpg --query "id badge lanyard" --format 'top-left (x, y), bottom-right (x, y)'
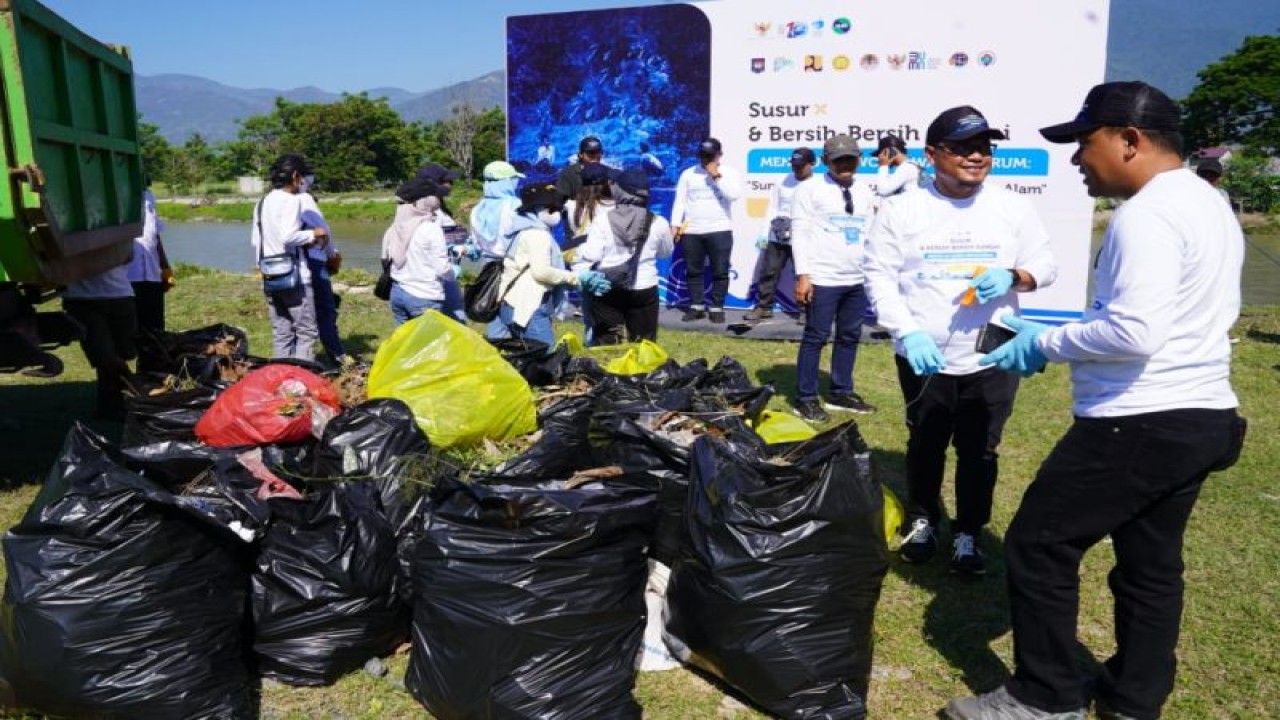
top-left (829, 183), bottom-right (866, 245)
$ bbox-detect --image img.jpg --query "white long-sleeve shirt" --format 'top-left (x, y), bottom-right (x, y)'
top-left (298, 193), bottom-right (339, 263)
top-left (875, 161), bottom-right (923, 197)
top-left (670, 164), bottom-right (743, 234)
top-left (760, 173), bottom-right (811, 243)
top-left (573, 212), bottom-right (675, 290)
top-left (864, 183), bottom-right (1058, 375)
top-left (391, 212), bottom-right (455, 301)
top-left (126, 189), bottom-right (166, 283)
top-left (1037, 168), bottom-right (1241, 417)
top-left (790, 174), bottom-right (878, 286)
top-left (251, 189), bottom-right (318, 282)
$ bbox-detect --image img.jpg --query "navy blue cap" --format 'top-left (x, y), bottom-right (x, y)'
top-left (926, 106), bottom-right (1007, 145)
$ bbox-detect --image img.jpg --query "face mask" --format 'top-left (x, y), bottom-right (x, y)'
top-left (539, 210), bottom-right (562, 228)
top-left (298, 174), bottom-right (315, 193)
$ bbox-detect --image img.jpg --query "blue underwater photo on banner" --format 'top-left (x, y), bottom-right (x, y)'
top-left (506, 5), bottom-right (713, 307)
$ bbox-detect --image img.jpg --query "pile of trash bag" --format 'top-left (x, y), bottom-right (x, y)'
top-left (135, 323), bottom-right (250, 383)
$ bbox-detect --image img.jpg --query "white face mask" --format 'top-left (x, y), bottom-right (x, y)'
top-left (539, 210), bottom-right (562, 228)
top-left (298, 174), bottom-right (315, 193)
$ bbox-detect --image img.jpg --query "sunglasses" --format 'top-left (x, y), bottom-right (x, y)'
top-left (937, 141), bottom-right (997, 157)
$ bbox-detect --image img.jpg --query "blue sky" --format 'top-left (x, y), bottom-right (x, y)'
top-left (40, 0), bottom-right (672, 92)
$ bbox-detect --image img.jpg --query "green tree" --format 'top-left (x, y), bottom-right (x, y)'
top-left (137, 119), bottom-right (172, 186)
top-left (279, 94), bottom-right (419, 191)
top-left (1221, 151), bottom-right (1280, 213)
top-left (1183, 34), bottom-right (1280, 153)
top-left (166, 133), bottom-right (214, 194)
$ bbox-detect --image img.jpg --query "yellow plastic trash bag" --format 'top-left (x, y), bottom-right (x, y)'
top-left (882, 485), bottom-right (905, 547)
top-left (753, 410), bottom-right (819, 444)
top-left (367, 310), bottom-right (537, 449)
top-left (556, 333), bottom-right (670, 376)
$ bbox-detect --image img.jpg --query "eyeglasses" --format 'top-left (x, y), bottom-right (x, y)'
top-left (937, 141), bottom-right (997, 157)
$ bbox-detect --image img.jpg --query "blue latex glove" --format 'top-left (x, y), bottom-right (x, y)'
top-left (577, 270), bottom-right (612, 296)
top-left (901, 331), bottom-right (947, 376)
top-left (464, 242), bottom-right (482, 261)
top-left (969, 268), bottom-right (1015, 304)
top-left (979, 314), bottom-right (1049, 376)
top-left (755, 236), bottom-right (769, 250)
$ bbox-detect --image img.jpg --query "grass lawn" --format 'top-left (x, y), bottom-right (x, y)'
top-left (1, 268), bottom-right (1276, 719)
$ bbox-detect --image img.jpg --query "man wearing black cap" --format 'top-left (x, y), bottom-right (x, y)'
top-left (556, 136), bottom-right (606, 200)
top-left (789, 133), bottom-right (879, 422)
top-left (745, 147), bottom-right (816, 322)
top-left (947, 81), bottom-right (1245, 720)
top-left (874, 134), bottom-right (923, 197)
top-left (864, 105), bottom-right (1057, 578)
top-left (671, 137), bottom-right (743, 323)
top-left (1195, 157), bottom-right (1231, 206)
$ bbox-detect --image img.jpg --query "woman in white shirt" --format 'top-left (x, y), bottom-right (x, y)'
top-left (573, 168), bottom-right (673, 344)
top-left (381, 177), bottom-right (455, 326)
top-left (874, 134), bottom-right (924, 197)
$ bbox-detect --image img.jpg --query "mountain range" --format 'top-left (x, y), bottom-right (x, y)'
top-left (138, 0), bottom-right (1279, 144)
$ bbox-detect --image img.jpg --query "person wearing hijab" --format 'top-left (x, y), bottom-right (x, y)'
top-left (494, 182), bottom-right (611, 346)
top-left (573, 168), bottom-right (674, 344)
top-left (470, 160), bottom-right (526, 338)
top-left (381, 176), bottom-right (457, 326)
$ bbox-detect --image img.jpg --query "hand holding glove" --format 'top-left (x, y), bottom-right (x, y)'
top-left (161, 267), bottom-right (176, 292)
top-left (577, 270), bottom-right (612, 296)
top-left (969, 268), bottom-right (1016, 304)
top-left (978, 314), bottom-right (1048, 376)
top-left (755, 236), bottom-right (769, 251)
top-left (901, 331), bottom-right (947, 376)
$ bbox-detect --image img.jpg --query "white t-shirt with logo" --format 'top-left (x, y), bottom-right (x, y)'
top-left (790, 173), bottom-right (878, 287)
top-left (864, 183), bottom-right (1058, 375)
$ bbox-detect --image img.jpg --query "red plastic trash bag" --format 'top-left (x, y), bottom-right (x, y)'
top-left (195, 364), bottom-right (340, 447)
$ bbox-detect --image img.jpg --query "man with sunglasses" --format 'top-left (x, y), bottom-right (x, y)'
top-left (789, 134), bottom-right (880, 423)
top-left (863, 106), bottom-right (1057, 576)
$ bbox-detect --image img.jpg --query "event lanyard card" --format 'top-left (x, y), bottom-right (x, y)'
top-left (828, 214), bottom-right (866, 245)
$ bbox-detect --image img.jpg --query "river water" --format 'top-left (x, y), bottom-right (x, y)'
top-left (164, 221), bottom-right (1280, 306)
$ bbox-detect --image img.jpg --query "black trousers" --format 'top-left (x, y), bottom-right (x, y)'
top-left (754, 241), bottom-right (792, 309)
top-left (131, 281), bottom-right (166, 334)
top-left (894, 356), bottom-right (1019, 535)
top-left (681, 230), bottom-right (733, 309)
top-left (63, 297), bottom-right (137, 416)
top-left (1004, 408), bottom-right (1240, 719)
top-left (588, 286), bottom-right (659, 345)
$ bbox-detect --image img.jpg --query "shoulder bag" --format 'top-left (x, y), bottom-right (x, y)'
top-left (256, 198), bottom-right (302, 295)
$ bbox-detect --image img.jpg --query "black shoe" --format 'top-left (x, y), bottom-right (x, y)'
top-left (682, 308), bottom-right (707, 322)
top-left (825, 392), bottom-right (876, 414)
top-left (1093, 697), bottom-right (1139, 720)
top-left (708, 309), bottom-right (726, 324)
top-left (743, 307), bottom-right (773, 322)
top-left (793, 399), bottom-right (830, 424)
top-left (950, 532), bottom-right (987, 576)
top-left (899, 518), bottom-right (937, 563)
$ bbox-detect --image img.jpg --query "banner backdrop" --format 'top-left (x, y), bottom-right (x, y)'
top-left (507, 1), bottom-right (1110, 321)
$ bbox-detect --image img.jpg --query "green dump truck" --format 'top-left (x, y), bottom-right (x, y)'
top-left (0, 0), bottom-right (143, 375)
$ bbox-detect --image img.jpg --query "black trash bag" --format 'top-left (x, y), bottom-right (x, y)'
top-left (489, 337), bottom-right (571, 387)
top-left (0, 424), bottom-right (258, 719)
top-left (663, 424), bottom-right (889, 720)
top-left (120, 441), bottom-right (273, 536)
top-left (314, 398), bottom-right (434, 534)
top-left (406, 474), bottom-right (660, 720)
top-left (135, 323), bottom-right (249, 382)
top-left (123, 372), bottom-right (220, 447)
top-left (497, 393), bottom-right (599, 479)
top-left (252, 481), bottom-right (407, 686)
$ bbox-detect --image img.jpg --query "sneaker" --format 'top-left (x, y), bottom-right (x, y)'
top-left (825, 393), bottom-right (876, 414)
top-left (743, 307), bottom-right (774, 322)
top-left (951, 532), bottom-right (987, 576)
top-left (681, 308), bottom-right (707, 322)
top-left (945, 686), bottom-right (1086, 720)
top-left (793, 398), bottom-right (830, 424)
top-left (708, 309), bottom-right (726, 324)
top-left (899, 518), bottom-right (938, 563)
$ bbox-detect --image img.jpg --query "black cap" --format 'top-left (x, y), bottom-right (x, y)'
top-left (823, 134), bottom-right (861, 162)
top-left (790, 147), bottom-right (816, 164)
top-left (876, 134), bottom-right (908, 153)
top-left (580, 162), bottom-right (611, 187)
top-left (697, 137), bottom-right (723, 156)
top-left (396, 176), bottom-right (442, 204)
top-left (415, 163), bottom-right (460, 183)
top-left (612, 167), bottom-right (650, 197)
top-left (1196, 157), bottom-right (1224, 177)
top-left (1039, 81), bottom-right (1182, 143)
top-left (518, 182), bottom-right (564, 212)
top-left (579, 136), bottom-right (604, 155)
top-left (926, 106), bottom-right (1007, 145)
